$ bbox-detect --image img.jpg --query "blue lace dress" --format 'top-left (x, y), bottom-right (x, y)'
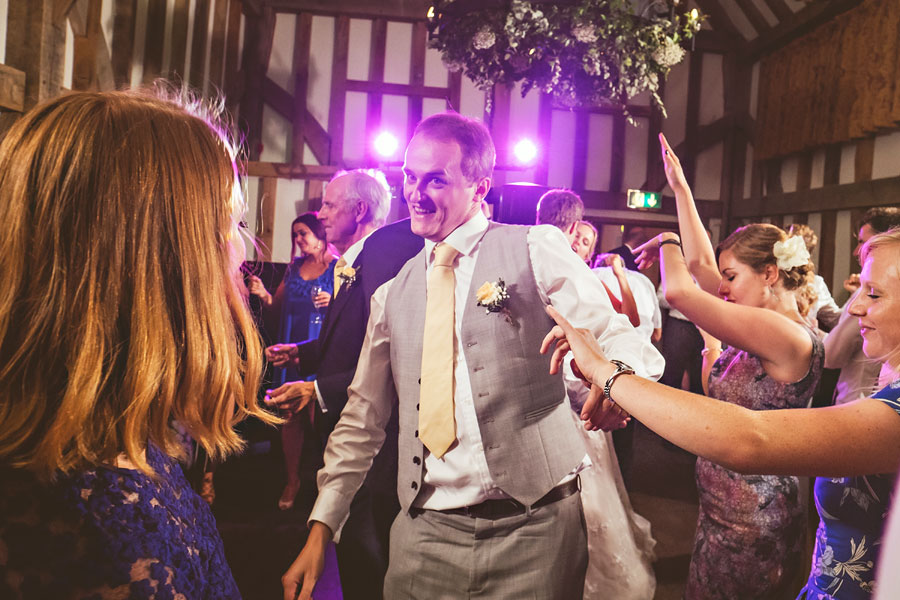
top-left (276, 257), bottom-right (336, 386)
top-left (797, 379), bottom-right (900, 600)
top-left (0, 444), bottom-right (240, 599)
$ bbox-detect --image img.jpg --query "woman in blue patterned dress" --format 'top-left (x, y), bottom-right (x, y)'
top-left (0, 89), bottom-right (277, 598)
top-left (248, 212), bottom-right (335, 510)
top-left (544, 222), bottom-right (900, 598)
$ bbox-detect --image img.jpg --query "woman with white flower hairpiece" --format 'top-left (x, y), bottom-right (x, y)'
top-left (625, 134), bottom-right (825, 599)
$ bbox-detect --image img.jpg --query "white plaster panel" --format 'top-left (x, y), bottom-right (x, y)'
top-left (458, 76), bottom-right (485, 120)
top-left (661, 56), bottom-right (689, 152)
top-left (833, 210), bottom-right (853, 305)
top-left (839, 143), bottom-right (855, 185)
top-left (131, 0), bottom-right (149, 87)
top-left (266, 13), bottom-right (296, 93)
top-left (347, 19), bottom-right (372, 81)
top-left (584, 114), bottom-right (613, 191)
top-left (0, 0), bottom-right (7, 63)
top-left (781, 155), bottom-right (798, 194)
top-left (272, 178), bottom-right (309, 262)
top-left (381, 94), bottom-right (410, 157)
top-left (384, 21), bottom-right (412, 85)
top-left (302, 143), bottom-right (320, 166)
top-left (308, 16), bottom-right (335, 131)
top-left (547, 110), bottom-right (576, 190)
top-left (699, 53), bottom-right (724, 127)
top-left (102, 0), bottom-right (114, 57)
top-left (260, 105), bottom-right (290, 163)
top-left (811, 148), bottom-right (825, 189)
top-left (343, 91), bottom-right (368, 162)
top-left (507, 82), bottom-right (541, 167)
top-left (64, 20), bottom-right (74, 90)
top-left (693, 141), bottom-right (723, 200)
top-left (622, 118), bottom-right (649, 191)
top-left (743, 143), bottom-right (753, 199)
top-left (719, 0), bottom-right (757, 39)
top-left (243, 176), bottom-right (260, 260)
top-left (873, 131), bottom-right (900, 180)
top-left (423, 97), bottom-right (449, 121)
top-left (424, 46), bottom-right (448, 87)
top-left (749, 61), bottom-right (759, 119)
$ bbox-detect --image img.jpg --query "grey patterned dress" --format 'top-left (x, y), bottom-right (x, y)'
top-left (685, 326), bottom-right (824, 599)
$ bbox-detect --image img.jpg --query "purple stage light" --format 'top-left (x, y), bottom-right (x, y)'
top-left (512, 138), bottom-right (538, 166)
top-left (373, 131), bottom-right (400, 158)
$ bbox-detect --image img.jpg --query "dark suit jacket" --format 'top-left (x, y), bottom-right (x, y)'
top-left (294, 218), bottom-right (424, 435)
top-left (608, 243), bottom-right (639, 271)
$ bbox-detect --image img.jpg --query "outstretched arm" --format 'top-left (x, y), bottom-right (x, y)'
top-left (542, 305), bottom-right (900, 477)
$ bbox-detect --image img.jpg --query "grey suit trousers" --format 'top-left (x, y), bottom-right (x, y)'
top-left (383, 492), bottom-right (588, 599)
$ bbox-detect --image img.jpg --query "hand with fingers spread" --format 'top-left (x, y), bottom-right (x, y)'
top-left (282, 522), bottom-right (332, 600)
top-left (266, 343), bottom-right (301, 368)
top-left (265, 380), bottom-right (317, 415)
top-left (659, 133), bottom-right (690, 197)
top-left (633, 232), bottom-right (681, 271)
top-left (540, 305), bottom-right (631, 431)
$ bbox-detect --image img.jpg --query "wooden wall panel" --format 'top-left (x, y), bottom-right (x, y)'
top-left (207, 0), bottom-right (230, 90)
top-left (111, 0), bottom-right (136, 87)
top-left (169, 0), bottom-right (189, 80)
top-left (141, 0), bottom-right (165, 83)
top-left (327, 15), bottom-right (349, 165)
top-left (189, 0), bottom-right (210, 90)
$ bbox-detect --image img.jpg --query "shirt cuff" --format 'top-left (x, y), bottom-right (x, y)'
top-left (308, 487), bottom-right (356, 543)
top-left (314, 380), bottom-right (328, 413)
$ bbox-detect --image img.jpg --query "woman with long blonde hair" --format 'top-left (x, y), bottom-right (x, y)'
top-left (0, 88), bottom-right (276, 599)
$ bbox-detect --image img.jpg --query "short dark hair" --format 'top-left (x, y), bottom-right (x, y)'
top-left (859, 207), bottom-right (900, 234)
top-left (536, 189), bottom-right (584, 229)
top-left (412, 112), bottom-right (495, 182)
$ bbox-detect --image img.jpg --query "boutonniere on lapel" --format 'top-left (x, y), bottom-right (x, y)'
top-left (337, 265), bottom-right (359, 289)
top-left (475, 278), bottom-right (515, 325)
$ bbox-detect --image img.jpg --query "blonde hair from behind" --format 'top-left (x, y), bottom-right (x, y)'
top-left (0, 87), bottom-right (277, 479)
top-left (718, 223), bottom-right (817, 316)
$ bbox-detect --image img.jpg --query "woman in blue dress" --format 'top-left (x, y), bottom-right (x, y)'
top-left (545, 222), bottom-right (900, 599)
top-left (248, 212), bottom-right (336, 510)
top-left (0, 89), bottom-right (277, 598)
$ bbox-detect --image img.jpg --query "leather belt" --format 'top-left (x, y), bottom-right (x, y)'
top-left (437, 475), bottom-right (580, 520)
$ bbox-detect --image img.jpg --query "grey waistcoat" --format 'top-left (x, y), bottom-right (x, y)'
top-left (384, 222), bottom-right (586, 511)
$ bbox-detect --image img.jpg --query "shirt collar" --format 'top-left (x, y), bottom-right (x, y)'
top-left (423, 210), bottom-right (489, 265)
top-left (342, 230), bottom-right (374, 267)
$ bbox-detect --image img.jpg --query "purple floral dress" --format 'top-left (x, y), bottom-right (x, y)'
top-left (0, 444), bottom-right (240, 599)
top-left (685, 326), bottom-right (824, 599)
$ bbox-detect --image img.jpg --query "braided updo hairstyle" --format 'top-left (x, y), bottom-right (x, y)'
top-left (717, 223), bottom-right (818, 315)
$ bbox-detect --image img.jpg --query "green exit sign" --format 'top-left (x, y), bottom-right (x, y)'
top-left (626, 189), bottom-right (662, 210)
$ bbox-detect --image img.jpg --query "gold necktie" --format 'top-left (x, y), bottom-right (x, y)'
top-left (419, 243), bottom-right (460, 458)
top-left (333, 256), bottom-right (347, 298)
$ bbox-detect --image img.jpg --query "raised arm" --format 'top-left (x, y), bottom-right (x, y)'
top-left (652, 235), bottom-right (813, 384)
top-left (659, 133), bottom-right (721, 295)
top-left (543, 306), bottom-right (900, 478)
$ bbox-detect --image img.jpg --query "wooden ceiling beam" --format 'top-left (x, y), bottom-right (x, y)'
top-left (693, 0), bottom-right (745, 44)
top-left (735, 0), bottom-right (772, 37)
top-left (759, 0), bottom-right (793, 23)
top-left (0, 64), bottom-right (26, 112)
top-left (740, 0), bottom-right (863, 63)
top-left (731, 175), bottom-right (900, 218)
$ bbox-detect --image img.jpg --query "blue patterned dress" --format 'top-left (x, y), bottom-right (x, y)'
top-left (276, 257), bottom-right (336, 385)
top-left (797, 379), bottom-right (900, 600)
top-left (0, 444), bottom-right (240, 599)
top-left (686, 326), bottom-right (825, 599)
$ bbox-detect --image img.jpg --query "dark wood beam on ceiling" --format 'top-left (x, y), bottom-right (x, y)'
top-left (693, 29), bottom-right (735, 54)
top-left (261, 0), bottom-right (428, 20)
top-left (735, 0), bottom-right (772, 37)
top-left (693, 0), bottom-right (745, 43)
top-left (731, 175), bottom-right (900, 218)
top-left (739, 0), bottom-right (863, 63)
top-left (760, 0), bottom-right (793, 23)
top-left (580, 190), bottom-right (723, 222)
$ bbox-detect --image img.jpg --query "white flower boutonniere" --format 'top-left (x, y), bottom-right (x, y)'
top-left (773, 236), bottom-right (810, 271)
top-left (476, 278), bottom-right (515, 325)
top-left (338, 265), bottom-right (359, 287)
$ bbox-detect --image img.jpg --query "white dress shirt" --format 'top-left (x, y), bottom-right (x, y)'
top-left (310, 212), bottom-right (664, 536)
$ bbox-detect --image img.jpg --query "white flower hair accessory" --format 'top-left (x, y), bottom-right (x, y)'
top-left (773, 236), bottom-right (810, 271)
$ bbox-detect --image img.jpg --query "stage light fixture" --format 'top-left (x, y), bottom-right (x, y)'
top-left (373, 131), bottom-right (400, 158)
top-left (512, 138), bottom-right (539, 166)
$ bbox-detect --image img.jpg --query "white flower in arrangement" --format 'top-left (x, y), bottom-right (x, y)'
top-left (473, 27), bottom-right (496, 50)
top-left (653, 37), bottom-right (686, 67)
top-left (773, 235), bottom-right (811, 270)
top-left (572, 24), bottom-right (599, 44)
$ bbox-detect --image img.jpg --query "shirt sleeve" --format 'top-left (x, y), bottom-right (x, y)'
top-left (823, 290), bottom-right (865, 369)
top-left (527, 225), bottom-right (665, 381)
top-left (308, 280), bottom-right (397, 542)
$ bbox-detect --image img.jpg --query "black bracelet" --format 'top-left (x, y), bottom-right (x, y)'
top-left (659, 239), bottom-right (682, 249)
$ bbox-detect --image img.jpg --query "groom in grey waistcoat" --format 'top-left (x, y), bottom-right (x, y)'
top-left (283, 112), bottom-right (664, 600)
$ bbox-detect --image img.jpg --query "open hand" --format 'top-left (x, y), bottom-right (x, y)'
top-left (282, 522), bottom-right (331, 600)
top-left (265, 380), bottom-right (316, 415)
top-left (633, 232), bottom-right (680, 271)
top-left (659, 133), bottom-right (689, 196)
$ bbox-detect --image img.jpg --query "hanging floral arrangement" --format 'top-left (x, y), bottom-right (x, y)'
top-left (427, 0), bottom-right (702, 118)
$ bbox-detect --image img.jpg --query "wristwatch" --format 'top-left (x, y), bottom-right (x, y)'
top-left (603, 360), bottom-right (635, 404)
